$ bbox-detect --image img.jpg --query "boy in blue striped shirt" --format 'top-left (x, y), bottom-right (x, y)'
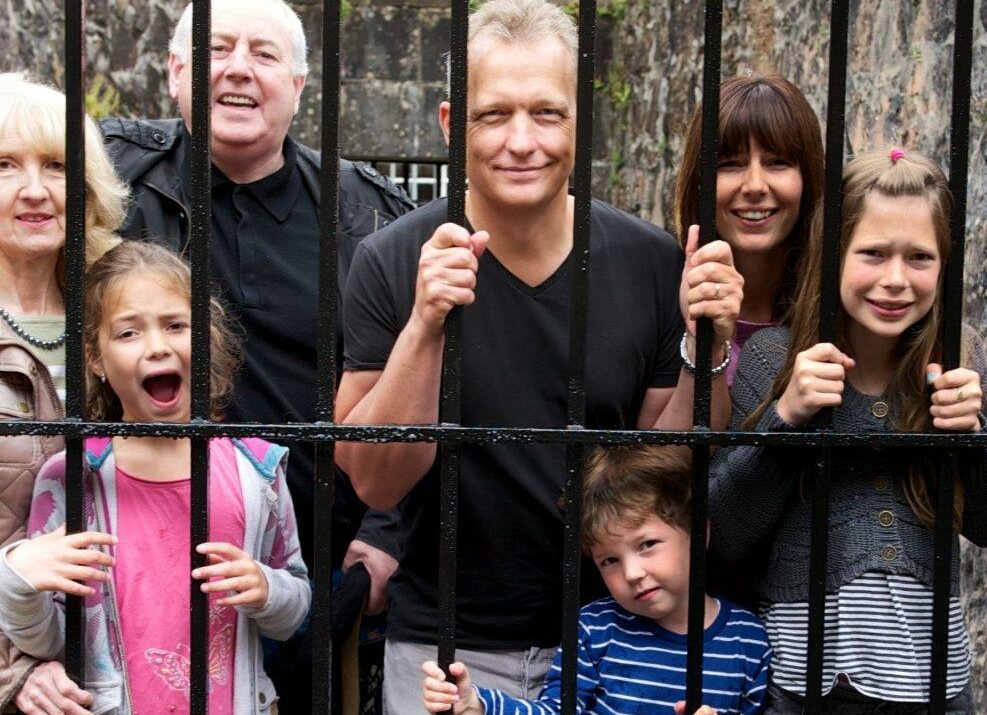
top-left (422, 445), bottom-right (770, 715)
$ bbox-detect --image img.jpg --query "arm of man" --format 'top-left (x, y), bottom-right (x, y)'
top-left (335, 223), bottom-right (489, 510)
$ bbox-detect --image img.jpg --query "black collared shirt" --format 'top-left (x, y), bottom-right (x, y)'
top-left (209, 141), bottom-right (325, 560)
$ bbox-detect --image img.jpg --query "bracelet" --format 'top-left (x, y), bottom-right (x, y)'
top-left (679, 332), bottom-right (732, 377)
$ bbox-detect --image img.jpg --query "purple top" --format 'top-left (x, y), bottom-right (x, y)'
top-left (728, 319), bottom-right (775, 385)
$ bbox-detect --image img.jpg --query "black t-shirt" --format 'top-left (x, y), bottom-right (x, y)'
top-left (343, 197), bottom-right (685, 648)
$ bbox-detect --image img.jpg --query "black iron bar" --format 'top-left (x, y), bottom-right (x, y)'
top-left (188, 0), bottom-right (212, 711)
top-left (312, 0), bottom-right (343, 708)
top-left (804, 2), bottom-right (849, 711)
top-left (437, 0), bottom-right (469, 674)
top-left (559, 0), bottom-right (596, 709)
top-left (7, 420), bottom-right (987, 448)
top-left (685, 0), bottom-right (722, 710)
top-left (62, 0), bottom-right (86, 688)
top-left (929, 0), bottom-right (974, 710)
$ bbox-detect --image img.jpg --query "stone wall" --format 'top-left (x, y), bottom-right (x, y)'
top-left (2, 0), bottom-right (986, 705)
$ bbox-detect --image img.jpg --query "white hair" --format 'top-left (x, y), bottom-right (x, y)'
top-left (169, 0), bottom-right (309, 77)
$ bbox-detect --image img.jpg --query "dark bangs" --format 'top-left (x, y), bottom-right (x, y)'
top-left (718, 81), bottom-right (808, 165)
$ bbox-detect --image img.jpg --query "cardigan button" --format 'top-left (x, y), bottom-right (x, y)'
top-left (18, 401), bottom-right (29, 412)
top-left (873, 477), bottom-right (889, 492)
top-left (29, 363), bottom-right (38, 375)
top-left (878, 510), bottom-right (895, 527)
top-left (259, 692), bottom-right (267, 705)
top-left (882, 545), bottom-right (897, 561)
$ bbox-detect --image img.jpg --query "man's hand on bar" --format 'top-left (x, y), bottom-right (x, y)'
top-left (413, 223), bottom-right (489, 334)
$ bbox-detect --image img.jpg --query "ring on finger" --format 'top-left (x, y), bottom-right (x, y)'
top-left (713, 282), bottom-right (721, 299)
top-left (957, 387), bottom-right (966, 403)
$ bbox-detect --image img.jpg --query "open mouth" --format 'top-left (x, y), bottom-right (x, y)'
top-left (217, 93), bottom-right (257, 108)
top-left (142, 373), bottom-right (182, 406)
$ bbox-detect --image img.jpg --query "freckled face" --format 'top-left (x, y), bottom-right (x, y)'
top-left (840, 192), bottom-right (941, 350)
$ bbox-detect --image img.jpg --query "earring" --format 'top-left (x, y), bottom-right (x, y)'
top-left (97, 373), bottom-right (106, 384)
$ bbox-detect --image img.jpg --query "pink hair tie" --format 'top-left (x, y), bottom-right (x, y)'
top-left (890, 147), bottom-right (906, 164)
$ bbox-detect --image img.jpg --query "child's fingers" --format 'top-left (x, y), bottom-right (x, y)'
top-left (61, 565), bottom-right (111, 583)
top-left (421, 661), bottom-right (446, 680)
top-left (929, 366), bottom-right (979, 391)
top-left (804, 342), bottom-right (853, 367)
top-left (932, 415), bottom-right (982, 432)
top-left (64, 531), bottom-right (118, 549)
top-left (53, 577), bottom-right (96, 598)
top-left (200, 575), bottom-right (248, 593)
top-left (70, 548), bottom-right (115, 569)
top-left (195, 542), bottom-right (247, 560)
top-left (191, 557), bottom-right (252, 581)
top-left (422, 675), bottom-right (458, 695)
top-left (216, 588), bottom-right (266, 608)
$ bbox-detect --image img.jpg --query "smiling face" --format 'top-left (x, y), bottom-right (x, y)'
top-left (715, 138), bottom-right (803, 257)
top-left (0, 145), bottom-right (66, 268)
top-left (590, 514), bottom-right (692, 633)
top-left (168, 0), bottom-right (305, 178)
top-left (92, 273), bottom-right (192, 423)
top-left (440, 36), bottom-right (576, 213)
top-left (840, 192), bottom-right (941, 351)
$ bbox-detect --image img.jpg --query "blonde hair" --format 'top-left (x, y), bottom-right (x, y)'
top-left (84, 242), bottom-right (240, 422)
top-left (581, 445), bottom-right (692, 550)
top-left (745, 148), bottom-right (960, 529)
top-left (0, 73), bottom-right (127, 286)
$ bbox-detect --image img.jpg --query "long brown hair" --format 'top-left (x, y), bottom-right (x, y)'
top-left (674, 74), bottom-right (824, 320)
top-left (84, 241), bottom-right (240, 422)
top-left (745, 149), bottom-right (960, 529)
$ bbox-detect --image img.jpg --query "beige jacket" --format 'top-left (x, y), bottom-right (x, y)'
top-left (0, 320), bottom-right (63, 711)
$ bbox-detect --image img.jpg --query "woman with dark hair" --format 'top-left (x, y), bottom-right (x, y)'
top-left (674, 74), bottom-right (824, 383)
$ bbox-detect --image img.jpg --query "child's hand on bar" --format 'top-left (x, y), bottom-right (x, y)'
top-left (422, 660), bottom-right (481, 714)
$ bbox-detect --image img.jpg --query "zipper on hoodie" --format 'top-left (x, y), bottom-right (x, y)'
top-left (89, 465), bottom-right (136, 713)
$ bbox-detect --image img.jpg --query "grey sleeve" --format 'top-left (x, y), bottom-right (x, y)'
top-left (709, 333), bottom-right (801, 562)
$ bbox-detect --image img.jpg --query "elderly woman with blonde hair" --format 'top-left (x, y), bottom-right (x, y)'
top-left (0, 72), bottom-right (127, 715)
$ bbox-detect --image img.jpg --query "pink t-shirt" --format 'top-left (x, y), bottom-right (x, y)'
top-left (114, 440), bottom-right (245, 715)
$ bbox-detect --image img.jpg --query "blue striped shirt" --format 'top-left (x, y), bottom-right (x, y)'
top-left (476, 598), bottom-right (771, 715)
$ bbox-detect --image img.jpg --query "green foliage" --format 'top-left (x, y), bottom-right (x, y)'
top-left (607, 146), bottom-right (624, 189)
top-left (562, 0), bottom-right (579, 22)
top-left (84, 75), bottom-right (120, 121)
top-left (597, 0), bottom-right (629, 20)
top-left (341, 0), bottom-right (353, 22)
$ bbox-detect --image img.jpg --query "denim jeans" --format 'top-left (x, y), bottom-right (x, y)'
top-left (766, 683), bottom-right (974, 715)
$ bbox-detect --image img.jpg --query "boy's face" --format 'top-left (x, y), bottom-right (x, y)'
top-left (590, 514), bottom-right (692, 633)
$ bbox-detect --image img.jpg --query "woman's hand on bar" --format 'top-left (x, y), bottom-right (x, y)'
top-left (927, 363), bottom-right (983, 432)
top-left (5, 524), bottom-right (116, 597)
top-left (192, 542), bottom-right (270, 608)
top-left (777, 342), bottom-right (855, 425)
top-left (421, 660), bottom-right (481, 714)
top-left (680, 224), bottom-right (744, 354)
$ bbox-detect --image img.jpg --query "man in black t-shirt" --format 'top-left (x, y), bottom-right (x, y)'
top-left (336, 0), bottom-right (744, 710)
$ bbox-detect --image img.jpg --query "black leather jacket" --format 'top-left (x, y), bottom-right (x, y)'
top-left (99, 117), bottom-right (415, 282)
